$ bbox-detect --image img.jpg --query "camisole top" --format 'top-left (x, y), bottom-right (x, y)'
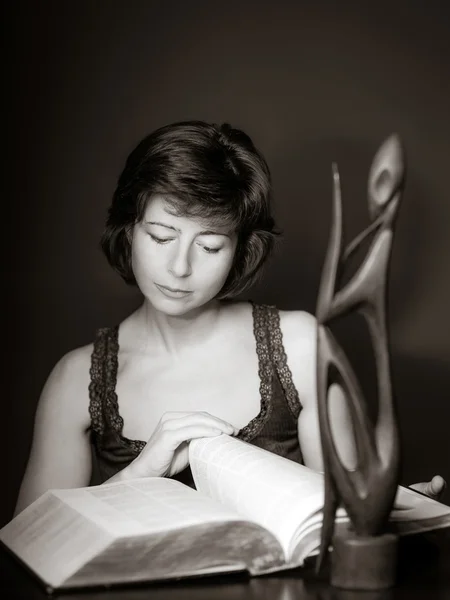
top-left (87, 303), bottom-right (304, 488)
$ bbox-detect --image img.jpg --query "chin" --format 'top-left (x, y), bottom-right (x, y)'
top-left (148, 294), bottom-right (201, 317)
top-left (149, 289), bottom-right (223, 318)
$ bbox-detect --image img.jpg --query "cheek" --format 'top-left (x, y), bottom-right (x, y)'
top-left (201, 254), bottom-right (235, 288)
top-left (131, 237), bottom-right (161, 280)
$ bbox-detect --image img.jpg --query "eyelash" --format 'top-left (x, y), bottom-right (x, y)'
top-left (149, 234), bottom-right (221, 254)
top-left (150, 235), bottom-right (172, 245)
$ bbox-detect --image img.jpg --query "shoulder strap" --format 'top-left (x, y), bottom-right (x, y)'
top-left (264, 305), bottom-right (303, 419)
top-left (238, 303), bottom-right (275, 442)
top-left (88, 326), bottom-right (122, 435)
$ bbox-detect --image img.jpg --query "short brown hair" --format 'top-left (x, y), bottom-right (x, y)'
top-left (101, 120), bottom-right (279, 298)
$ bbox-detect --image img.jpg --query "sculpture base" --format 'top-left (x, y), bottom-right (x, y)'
top-left (331, 532), bottom-right (399, 590)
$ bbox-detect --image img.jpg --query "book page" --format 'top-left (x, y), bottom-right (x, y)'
top-left (66, 519), bottom-right (285, 588)
top-left (189, 435), bottom-right (325, 556)
top-left (391, 486), bottom-right (450, 534)
top-left (0, 492), bottom-right (112, 589)
top-left (56, 477), bottom-right (245, 536)
top-left (0, 477), bottom-right (268, 588)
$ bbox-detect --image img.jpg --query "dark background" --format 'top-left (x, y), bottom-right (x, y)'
top-left (3, 1), bottom-right (450, 525)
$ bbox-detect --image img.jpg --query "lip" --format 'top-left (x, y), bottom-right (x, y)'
top-left (155, 283), bottom-right (193, 298)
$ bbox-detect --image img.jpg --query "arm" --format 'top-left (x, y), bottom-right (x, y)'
top-left (14, 346), bottom-right (93, 515)
top-left (14, 347), bottom-right (238, 513)
top-left (279, 310), bottom-right (357, 472)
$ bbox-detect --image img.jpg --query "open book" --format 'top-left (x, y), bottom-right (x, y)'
top-left (1, 435), bottom-right (450, 592)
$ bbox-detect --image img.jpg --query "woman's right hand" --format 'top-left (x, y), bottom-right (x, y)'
top-left (126, 411), bottom-right (238, 479)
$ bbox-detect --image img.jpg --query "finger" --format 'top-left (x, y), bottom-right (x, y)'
top-left (160, 411), bottom-right (238, 433)
top-left (409, 482), bottom-right (428, 494)
top-left (410, 477), bottom-right (446, 498)
top-left (193, 412), bottom-right (238, 434)
top-left (166, 424), bottom-right (229, 447)
top-left (163, 413), bottom-right (238, 435)
top-left (430, 475), bottom-right (446, 497)
top-left (160, 411), bottom-right (200, 422)
top-left (168, 442), bottom-right (190, 476)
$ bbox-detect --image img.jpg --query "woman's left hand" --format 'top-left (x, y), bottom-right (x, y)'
top-left (409, 475), bottom-right (447, 500)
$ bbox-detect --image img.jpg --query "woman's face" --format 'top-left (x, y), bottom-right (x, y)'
top-left (131, 195), bottom-right (238, 316)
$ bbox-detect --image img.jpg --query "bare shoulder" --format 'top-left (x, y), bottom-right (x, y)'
top-left (44, 343), bottom-right (93, 391)
top-left (278, 309), bottom-right (317, 355)
top-left (38, 343), bottom-right (94, 428)
top-left (277, 309), bottom-right (318, 409)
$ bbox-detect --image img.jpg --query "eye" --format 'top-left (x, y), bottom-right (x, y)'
top-left (201, 245), bottom-right (222, 254)
top-left (150, 234), bottom-right (173, 245)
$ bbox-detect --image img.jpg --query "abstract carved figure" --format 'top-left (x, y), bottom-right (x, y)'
top-left (315, 135), bottom-right (406, 590)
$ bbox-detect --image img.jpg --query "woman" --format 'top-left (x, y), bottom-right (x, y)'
top-left (14, 121), bottom-right (444, 515)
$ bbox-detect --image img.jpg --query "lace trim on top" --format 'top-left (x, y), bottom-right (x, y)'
top-left (237, 303), bottom-right (274, 442)
top-left (265, 306), bottom-right (302, 420)
top-left (88, 303), bottom-right (301, 452)
top-left (89, 326), bottom-right (146, 454)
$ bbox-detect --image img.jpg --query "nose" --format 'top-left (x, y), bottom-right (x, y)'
top-left (168, 243), bottom-right (193, 278)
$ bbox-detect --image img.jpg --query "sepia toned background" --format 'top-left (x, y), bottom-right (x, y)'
top-left (3, 0), bottom-right (450, 525)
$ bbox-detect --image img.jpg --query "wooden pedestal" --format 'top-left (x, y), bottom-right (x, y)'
top-left (331, 532), bottom-right (399, 591)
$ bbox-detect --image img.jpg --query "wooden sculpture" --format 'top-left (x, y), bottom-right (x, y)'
top-left (315, 135), bottom-right (406, 590)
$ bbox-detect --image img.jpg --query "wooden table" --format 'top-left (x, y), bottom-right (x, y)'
top-left (1, 529), bottom-right (449, 600)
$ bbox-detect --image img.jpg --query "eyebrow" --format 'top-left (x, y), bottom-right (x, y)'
top-left (146, 221), bottom-right (230, 237)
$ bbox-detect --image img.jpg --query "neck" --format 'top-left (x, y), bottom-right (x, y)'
top-left (132, 299), bottom-right (223, 357)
